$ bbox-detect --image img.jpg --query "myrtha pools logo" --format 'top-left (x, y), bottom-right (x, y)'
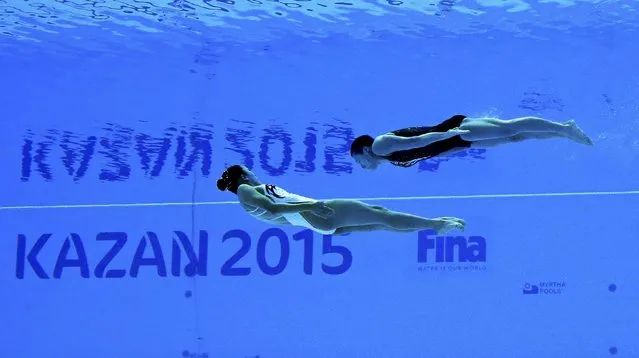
top-left (416, 231), bottom-right (487, 272)
top-left (523, 281), bottom-right (566, 295)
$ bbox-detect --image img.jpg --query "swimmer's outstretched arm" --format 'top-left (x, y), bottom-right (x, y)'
top-left (237, 185), bottom-right (319, 214)
top-left (372, 131), bottom-right (460, 155)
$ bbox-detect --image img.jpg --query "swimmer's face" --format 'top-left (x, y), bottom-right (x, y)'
top-left (352, 148), bottom-right (380, 170)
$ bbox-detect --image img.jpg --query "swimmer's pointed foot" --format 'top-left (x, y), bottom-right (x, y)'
top-left (565, 120), bottom-right (594, 146)
top-left (433, 217), bottom-right (466, 235)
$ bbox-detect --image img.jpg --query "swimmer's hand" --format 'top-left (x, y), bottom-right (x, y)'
top-left (310, 202), bottom-right (334, 218)
top-left (433, 217), bottom-right (466, 235)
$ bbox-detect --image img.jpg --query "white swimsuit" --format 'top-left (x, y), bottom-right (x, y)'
top-left (246, 184), bottom-right (336, 235)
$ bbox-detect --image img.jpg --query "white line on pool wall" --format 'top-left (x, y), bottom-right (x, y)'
top-left (1, 190), bottom-right (638, 211)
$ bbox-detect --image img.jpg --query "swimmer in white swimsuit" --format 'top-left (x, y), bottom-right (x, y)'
top-left (217, 165), bottom-right (466, 235)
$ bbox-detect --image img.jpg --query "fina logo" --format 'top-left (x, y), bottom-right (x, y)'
top-left (416, 231), bottom-right (487, 272)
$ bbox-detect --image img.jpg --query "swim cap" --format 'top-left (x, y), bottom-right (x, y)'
top-left (216, 171), bottom-right (229, 191)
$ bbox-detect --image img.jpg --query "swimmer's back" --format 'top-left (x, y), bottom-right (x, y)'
top-left (241, 184), bottom-right (313, 225)
top-left (383, 115), bottom-right (472, 166)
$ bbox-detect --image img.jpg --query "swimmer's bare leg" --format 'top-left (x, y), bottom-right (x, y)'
top-left (460, 117), bottom-right (593, 145)
top-left (333, 225), bottom-right (415, 235)
top-left (306, 200), bottom-right (466, 235)
top-left (471, 132), bottom-right (571, 148)
top-left (334, 218), bottom-right (465, 235)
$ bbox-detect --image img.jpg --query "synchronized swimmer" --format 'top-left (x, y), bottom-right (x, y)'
top-left (218, 115), bottom-right (593, 235)
top-left (217, 165), bottom-right (466, 235)
top-left (350, 115), bottom-right (593, 169)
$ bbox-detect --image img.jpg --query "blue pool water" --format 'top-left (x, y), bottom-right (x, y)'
top-left (2, 1), bottom-right (639, 357)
